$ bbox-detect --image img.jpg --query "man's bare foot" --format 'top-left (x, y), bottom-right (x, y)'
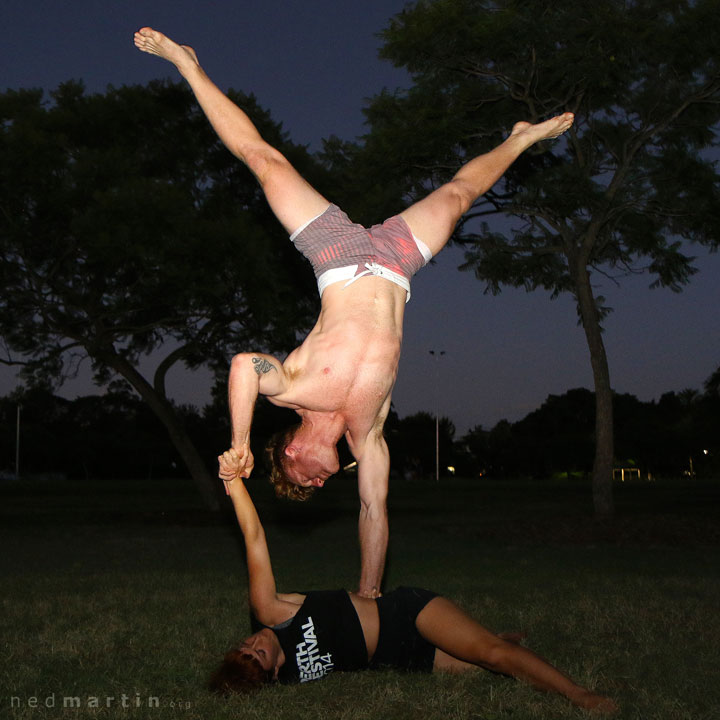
top-left (133, 27), bottom-right (200, 76)
top-left (510, 112), bottom-right (575, 147)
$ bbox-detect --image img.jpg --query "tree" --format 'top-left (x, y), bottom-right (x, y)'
top-left (385, 411), bottom-right (457, 478)
top-left (359, 0), bottom-right (720, 518)
top-left (513, 388), bottom-right (596, 478)
top-left (0, 386), bottom-right (185, 480)
top-left (0, 81), bottom-right (322, 508)
top-left (697, 367), bottom-right (720, 476)
top-left (460, 382), bottom-right (717, 480)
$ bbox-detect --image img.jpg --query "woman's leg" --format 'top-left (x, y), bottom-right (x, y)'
top-left (417, 597), bottom-right (617, 714)
top-left (134, 28), bottom-right (329, 234)
top-left (399, 114), bottom-right (574, 257)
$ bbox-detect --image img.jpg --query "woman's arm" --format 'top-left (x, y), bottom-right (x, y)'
top-left (219, 451), bottom-right (300, 626)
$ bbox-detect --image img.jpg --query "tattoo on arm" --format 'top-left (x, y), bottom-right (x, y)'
top-left (252, 356), bottom-right (277, 376)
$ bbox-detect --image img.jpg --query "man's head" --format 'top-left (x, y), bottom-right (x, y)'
top-left (267, 423), bottom-right (340, 501)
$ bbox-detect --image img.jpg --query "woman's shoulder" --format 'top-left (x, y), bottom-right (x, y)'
top-left (255, 594), bottom-right (308, 628)
top-left (259, 590), bottom-right (352, 626)
top-left (275, 592), bottom-right (307, 605)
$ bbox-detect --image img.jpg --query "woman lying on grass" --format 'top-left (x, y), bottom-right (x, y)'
top-left (213, 448), bottom-right (617, 714)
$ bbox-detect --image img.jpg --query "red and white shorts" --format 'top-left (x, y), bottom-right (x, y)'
top-left (290, 204), bottom-right (432, 302)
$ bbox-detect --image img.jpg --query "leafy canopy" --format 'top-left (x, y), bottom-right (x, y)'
top-left (0, 80), bottom-right (319, 388)
top-left (366, 0), bottom-right (720, 298)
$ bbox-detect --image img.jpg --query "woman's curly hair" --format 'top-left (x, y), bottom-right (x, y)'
top-left (208, 647), bottom-right (273, 695)
top-left (266, 425), bottom-right (316, 502)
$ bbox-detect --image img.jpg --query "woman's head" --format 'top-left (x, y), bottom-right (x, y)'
top-left (208, 630), bottom-right (284, 695)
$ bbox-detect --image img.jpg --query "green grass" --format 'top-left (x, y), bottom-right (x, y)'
top-left (1, 475), bottom-right (719, 719)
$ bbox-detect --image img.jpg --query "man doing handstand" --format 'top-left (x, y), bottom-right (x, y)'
top-left (134, 27), bottom-right (574, 598)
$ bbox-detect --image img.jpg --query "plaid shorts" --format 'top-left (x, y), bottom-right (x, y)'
top-left (290, 205), bottom-right (431, 301)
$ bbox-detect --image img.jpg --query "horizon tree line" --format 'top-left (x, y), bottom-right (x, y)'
top-left (2, 370), bottom-right (717, 484)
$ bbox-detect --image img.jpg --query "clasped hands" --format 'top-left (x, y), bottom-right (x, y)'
top-left (218, 444), bottom-right (254, 494)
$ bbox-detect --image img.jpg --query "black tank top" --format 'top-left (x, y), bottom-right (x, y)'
top-left (255, 590), bottom-right (368, 684)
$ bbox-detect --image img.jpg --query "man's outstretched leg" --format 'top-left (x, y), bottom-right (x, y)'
top-left (400, 114), bottom-right (574, 256)
top-left (134, 28), bottom-right (329, 235)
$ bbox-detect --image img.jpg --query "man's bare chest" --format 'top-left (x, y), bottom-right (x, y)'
top-left (282, 330), bottom-right (401, 417)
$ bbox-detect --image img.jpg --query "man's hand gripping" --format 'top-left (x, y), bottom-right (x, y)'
top-left (218, 445), bottom-right (255, 494)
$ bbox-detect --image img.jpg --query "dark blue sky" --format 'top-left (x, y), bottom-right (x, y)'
top-left (2, 0), bottom-right (719, 434)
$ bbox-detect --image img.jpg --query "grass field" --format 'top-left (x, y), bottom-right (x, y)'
top-left (1, 474), bottom-right (719, 719)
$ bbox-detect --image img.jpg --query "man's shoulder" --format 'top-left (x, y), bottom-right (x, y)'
top-left (345, 423), bottom-right (387, 458)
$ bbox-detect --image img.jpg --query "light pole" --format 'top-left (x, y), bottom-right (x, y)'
top-left (15, 404), bottom-right (21, 479)
top-left (429, 350), bottom-right (445, 482)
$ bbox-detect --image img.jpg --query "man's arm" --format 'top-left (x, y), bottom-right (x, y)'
top-left (224, 352), bottom-right (289, 479)
top-left (354, 433), bottom-right (390, 598)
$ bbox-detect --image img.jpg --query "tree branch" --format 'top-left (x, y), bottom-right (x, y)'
top-left (151, 318), bottom-right (220, 397)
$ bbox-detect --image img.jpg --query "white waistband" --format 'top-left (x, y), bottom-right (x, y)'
top-left (317, 263), bottom-right (412, 302)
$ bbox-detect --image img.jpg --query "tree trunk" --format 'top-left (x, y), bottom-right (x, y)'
top-left (103, 351), bottom-right (222, 511)
top-left (573, 263), bottom-right (615, 520)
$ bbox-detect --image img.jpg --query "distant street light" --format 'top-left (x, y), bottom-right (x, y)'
top-left (429, 350), bottom-right (445, 482)
top-left (15, 404), bottom-right (21, 479)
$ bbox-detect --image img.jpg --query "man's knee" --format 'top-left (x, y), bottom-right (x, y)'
top-left (242, 144), bottom-right (292, 187)
top-left (445, 178), bottom-right (478, 216)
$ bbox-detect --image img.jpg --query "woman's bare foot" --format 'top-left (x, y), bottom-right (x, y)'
top-left (510, 112), bottom-right (575, 147)
top-left (133, 27), bottom-right (200, 77)
top-left (571, 688), bottom-right (619, 715)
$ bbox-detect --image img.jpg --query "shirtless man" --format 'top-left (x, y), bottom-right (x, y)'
top-left (134, 27), bottom-right (574, 598)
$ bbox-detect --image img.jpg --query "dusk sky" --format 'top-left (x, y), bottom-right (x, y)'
top-left (2, 0), bottom-right (719, 435)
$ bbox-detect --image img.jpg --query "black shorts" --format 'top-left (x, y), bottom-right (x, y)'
top-left (369, 586), bottom-right (439, 673)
